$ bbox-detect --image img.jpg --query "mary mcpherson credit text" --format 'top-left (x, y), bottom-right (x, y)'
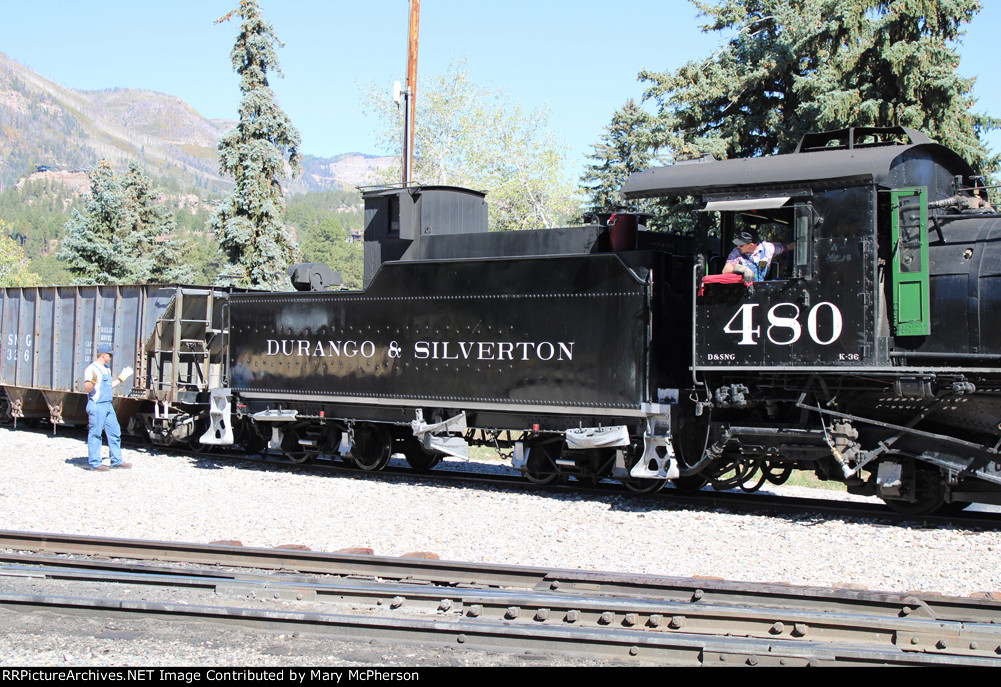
top-left (2, 669), bottom-right (420, 684)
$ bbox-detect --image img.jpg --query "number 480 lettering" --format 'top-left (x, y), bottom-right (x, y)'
top-left (724, 302), bottom-right (843, 346)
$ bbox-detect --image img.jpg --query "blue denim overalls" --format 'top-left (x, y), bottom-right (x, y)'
top-left (87, 367), bottom-right (123, 468)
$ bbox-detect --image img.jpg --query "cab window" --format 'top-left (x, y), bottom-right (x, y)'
top-left (702, 198), bottom-right (815, 280)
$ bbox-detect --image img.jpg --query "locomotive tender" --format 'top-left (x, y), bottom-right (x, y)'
top-left (2, 126), bottom-right (999, 514)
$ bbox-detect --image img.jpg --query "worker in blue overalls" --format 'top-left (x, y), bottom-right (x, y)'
top-left (83, 343), bottom-right (134, 471)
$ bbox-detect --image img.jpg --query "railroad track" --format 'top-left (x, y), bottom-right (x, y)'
top-left (1, 530), bottom-right (999, 666)
top-left (14, 421), bottom-right (1001, 527)
top-left (170, 446), bottom-right (1001, 529)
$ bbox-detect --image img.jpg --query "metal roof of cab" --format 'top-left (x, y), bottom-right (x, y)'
top-left (620, 127), bottom-right (977, 200)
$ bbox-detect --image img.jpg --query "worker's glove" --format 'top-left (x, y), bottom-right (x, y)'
top-left (733, 264), bottom-right (755, 284)
top-left (117, 366), bottom-right (134, 382)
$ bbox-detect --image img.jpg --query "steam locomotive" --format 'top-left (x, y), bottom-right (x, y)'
top-left (2, 126), bottom-right (999, 515)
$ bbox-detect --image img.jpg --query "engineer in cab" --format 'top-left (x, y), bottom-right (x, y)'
top-left (722, 229), bottom-right (794, 283)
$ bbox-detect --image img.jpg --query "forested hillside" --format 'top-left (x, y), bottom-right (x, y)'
top-left (0, 51), bottom-right (380, 288)
top-left (0, 172), bottom-right (363, 287)
top-left (286, 189), bottom-right (365, 289)
top-left (0, 52), bottom-right (234, 194)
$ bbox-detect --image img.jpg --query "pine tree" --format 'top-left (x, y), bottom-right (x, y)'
top-left (120, 164), bottom-right (194, 284)
top-left (57, 161), bottom-right (193, 285)
top-left (58, 161), bottom-right (144, 284)
top-left (581, 100), bottom-right (660, 213)
top-left (211, 0), bottom-right (302, 289)
top-left (597, 0), bottom-right (999, 179)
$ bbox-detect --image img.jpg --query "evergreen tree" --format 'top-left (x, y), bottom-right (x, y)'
top-left (120, 164), bottom-right (195, 283)
top-left (591, 0), bottom-right (998, 185)
top-left (285, 190), bottom-right (364, 289)
top-left (57, 161), bottom-right (193, 285)
top-left (211, 0), bottom-right (302, 289)
top-left (581, 100), bottom-right (660, 213)
top-left (58, 161), bottom-right (143, 284)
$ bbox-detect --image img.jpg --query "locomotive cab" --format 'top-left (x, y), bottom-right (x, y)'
top-left (623, 126), bottom-right (994, 371)
top-left (623, 126), bottom-right (1001, 514)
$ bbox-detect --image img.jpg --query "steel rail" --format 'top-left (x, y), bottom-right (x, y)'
top-left (0, 529), bottom-right (544, 587)
top-left (2, 530), bottom-right (999, 626)
top-left (182, 446), bottom-right (1001, 528)
top-left (164, 450), bottom-right (1001, 529)
top-left (35, 425), bottom-right (1001, 527)
top-left (0, 591), bottom-right (996, 667)
top-left (3, 559), bottom-right (1000, 660)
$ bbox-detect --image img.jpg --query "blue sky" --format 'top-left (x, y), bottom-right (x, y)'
top-left (1, 1), bottom-right (998, 178)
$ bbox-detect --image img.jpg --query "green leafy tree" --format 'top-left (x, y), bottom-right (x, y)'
top-left (0, 180), bottom-right (79, 284)
top-left (211, 0), bottom-right (302, 289)
top-left (0, 220), bottom-right (39, 287)
top-left (58, 161), bottom-right (193, 284)
top-left (591, 0), bottom-right (999, 189)
top-left (364, 59), bottom-right (579, 231)
top-left (302, 217), bottom-right (363, 289)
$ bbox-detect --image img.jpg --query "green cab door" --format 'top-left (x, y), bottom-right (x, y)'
top-left (891, 187), bottom-right (930, 337)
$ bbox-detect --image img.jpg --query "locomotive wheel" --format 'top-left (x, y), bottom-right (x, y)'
top-left (349, 423), bottom-right (392, 471)
top-left (237, 421), bottom-right (267, 455)
top-left (620, 445), bottom-right (667, 493)
top-left (281, 426), bottom-right (314, 465)
top-left (572, 448), bottom-right (615, 488)
top-left (398, 436), bottom-right (443, 472)
top-left (523, 442), bottom-right (561, 485)
top-left (940, 500), bottom-right (971, 516)
top-left (880, 463), bottom-right (947, 516)
top-left (623, 477), bottom-right (668, 494)
top-left (286, 453), bottom-right (313, 464)
top-left (882, 493), bottom-right (946, 516)
top-left (670, 474), bottom-right (708, 491)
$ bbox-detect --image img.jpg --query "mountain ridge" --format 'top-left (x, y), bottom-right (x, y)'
top-left (0, 51), bottom-right (392, 195)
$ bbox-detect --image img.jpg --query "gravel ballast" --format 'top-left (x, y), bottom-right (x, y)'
top-left (1, 426), bottom-right (999, 599)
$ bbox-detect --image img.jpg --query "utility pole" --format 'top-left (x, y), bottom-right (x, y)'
top-left (402, 0), bottom-right (420, 186)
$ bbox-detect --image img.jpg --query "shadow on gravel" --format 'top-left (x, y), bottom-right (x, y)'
top-left (165, 449), bottom-right (1001, 530)
top-left (19, 415), bottom-right (992, 532)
